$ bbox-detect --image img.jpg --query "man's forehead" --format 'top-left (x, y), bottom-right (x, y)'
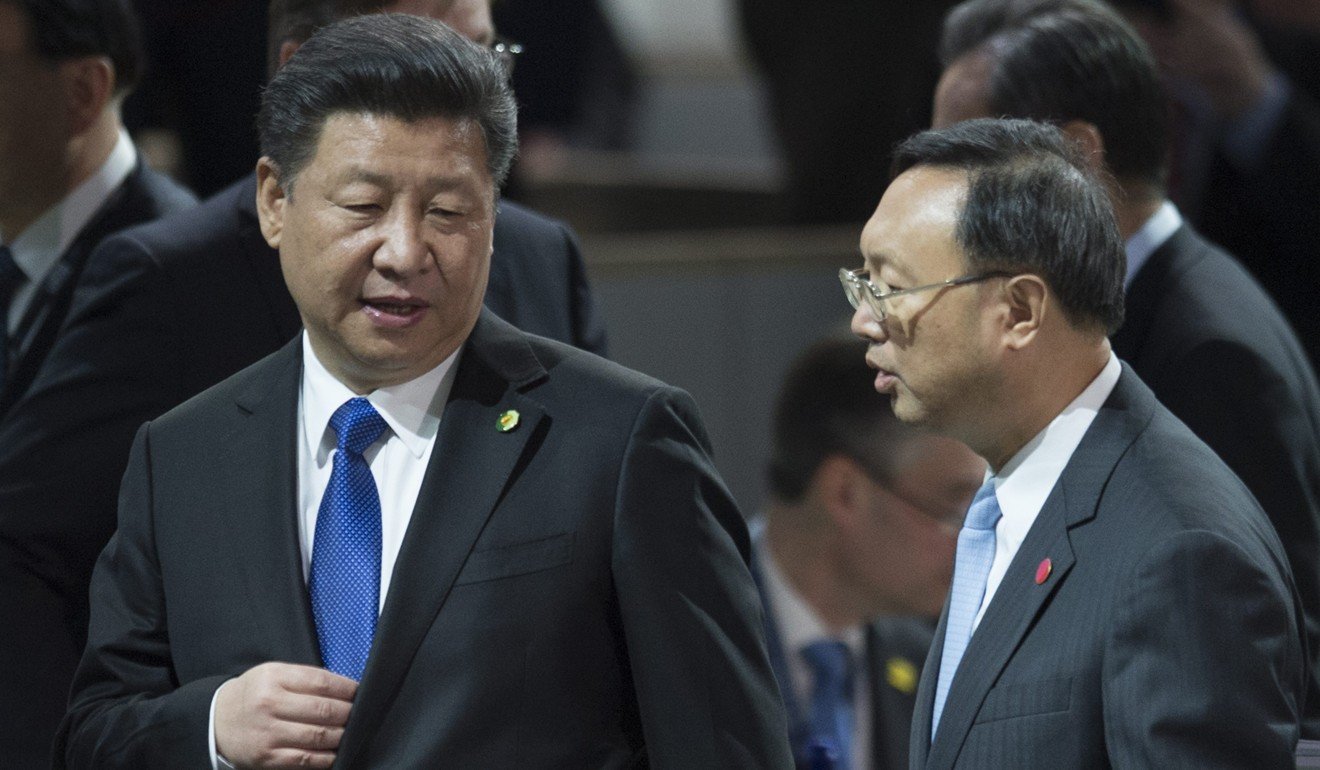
top-left (933, 48), bottom-right (997, 129)
top-left (860, 166), bottom-right (967, 270)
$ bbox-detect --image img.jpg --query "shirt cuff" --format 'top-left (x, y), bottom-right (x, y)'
top-left (1221, 70), bottom-right (1292, 173)
top-left (209, 679), bottom-right (237, 770)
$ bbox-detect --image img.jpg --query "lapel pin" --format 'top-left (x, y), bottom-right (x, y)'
top-left (1035, 558), bottom-right (1053, 585)
top-left (497, 409), bottom-right (520, 433)
top-left (886, 656), bottom-right (918, 695)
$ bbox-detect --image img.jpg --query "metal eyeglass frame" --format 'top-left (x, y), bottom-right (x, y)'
top-left (839, 267), bottom-right (1017, 321)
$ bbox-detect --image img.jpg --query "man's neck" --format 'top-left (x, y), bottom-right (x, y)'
top-left (975, 339), bottom-right (1112, 473)
top-left (0, 113), bottom-right (121, 240)
top-left (1112, 184), bottom-right (1165, 240)
top-left (764, 511), bottom-right (863, 633)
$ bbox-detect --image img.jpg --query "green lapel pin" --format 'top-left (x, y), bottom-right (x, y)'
top-left (497, 409), bottom-right (520, 433)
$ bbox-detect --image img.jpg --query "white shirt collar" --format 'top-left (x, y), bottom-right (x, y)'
top-left (1, 129), bottom-right (136, 283)
top-left (300, 332), bottom-right (461, 466)
top-left (759, 543), bottom-right (865, 659)
top-left (991, 353), bottom-right (1122, 556)
top-left (1123, 200), bottom-right (1182, 289)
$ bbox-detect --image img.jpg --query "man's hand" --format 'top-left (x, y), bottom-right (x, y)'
top-left (214, 662), bottom-right (357, 769)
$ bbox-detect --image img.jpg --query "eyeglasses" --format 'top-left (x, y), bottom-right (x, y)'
top-left (839, 267), bottom-right (1016, 321)
top-left (489, 35), bottom-right (523, 75)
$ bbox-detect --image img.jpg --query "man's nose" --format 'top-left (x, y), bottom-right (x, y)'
top-left (850, 303), bottom-right (886, 342)
top-left (373, 210), bottom-right (432, 277)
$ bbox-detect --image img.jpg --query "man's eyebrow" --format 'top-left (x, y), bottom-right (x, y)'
top-left (334, 168), bottom-right (477, 194)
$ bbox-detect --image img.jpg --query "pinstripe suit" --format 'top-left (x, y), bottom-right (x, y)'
top-left (910, 365), bottom-right (1307, 768)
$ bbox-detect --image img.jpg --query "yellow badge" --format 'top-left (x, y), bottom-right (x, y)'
top-left (497, 409), bottom-right (520, 432)
top-left (886, 656), bottom-right (918, 695)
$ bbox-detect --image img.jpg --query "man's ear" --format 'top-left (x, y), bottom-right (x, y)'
top-left (277, 39), bottom-right (302, 69)
top-left (255, 158), bottom-right (287, 249)
top-left (1060, 119), bottom-right (1106, 173)
top-left (61, 56), bottom-right (114, 134)
top-left (814, 454), bottom-right (873, 528)
top-left (1000, 274), bottom-right (1048, 351)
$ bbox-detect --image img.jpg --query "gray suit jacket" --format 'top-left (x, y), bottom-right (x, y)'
top-left (910, 365), bottom-right (1307, 768)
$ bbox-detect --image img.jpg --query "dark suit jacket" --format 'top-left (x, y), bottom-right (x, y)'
top-left (0, 160), bottom-right (193, 769)
top-left (57, 311), bottom-right (792, 768)
top-left (1111, 223), bottom-right (1320, 735)
top-left (909, 366), bottom-right (1307, 768)
top-left (0, 175), bottom-right (604, 768)
top-left (0, 162), bottom-right (195, 417)
top-left (753, 543), bottom-right (929, 770)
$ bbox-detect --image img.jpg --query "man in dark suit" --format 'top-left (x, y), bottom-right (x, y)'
top-left (757, 336), bottom-right (983, 769)
top-left (0, 0), bottom-right (195, 765)
top-left (931, 0), bottom-right (1320, 736)
top-left (57, 15), bottom-right (792, 768)
top-left (0, 1), bottom-right (604, 764)
top-left (845, 118), bottom-right (1305, 765)
top-left (1107, 0), bottom-right (1320, 369)
top-left (0, 0), bottom-right (195, 413)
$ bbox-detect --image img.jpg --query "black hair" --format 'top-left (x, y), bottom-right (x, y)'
top-left (892, 117), bottom-right (1126, 334)
top-left (939, 0), bottom-right (1168, 189)
top-left (8, 0), bottom-right (144, 94)
top-left (257, 13), bottom-right (517, 193)
top-left (265, 0), bottom-right (394, 77)
top-left (769, 335), bottom-right (923, 503)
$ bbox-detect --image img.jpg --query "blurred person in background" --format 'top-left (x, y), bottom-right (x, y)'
top-left (738, 0), bottom-right (960, 224)
top-left (931, 0), bottom-right (1320, 736)
top-left (0, 0), bottom-right (195, 764)
top-left (1109, 0), bottom-right (1320, 367)
top-left (757, 335), bottom-right (984, 769)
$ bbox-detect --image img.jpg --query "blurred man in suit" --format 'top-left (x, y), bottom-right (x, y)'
top-left (0, 0), bottom-right (195, 764)
top-left (58, 15), bottom-right (792, 769)
top-left (0, 2), bottom-right (605, 763)
top-left (759, 335), bottom-right (983, 769)
top-left (846, 118), bottom-right (1304, 766)
top-left (931, 0), bottom-right (1320, 735)
top-left (1108, 0), bottom-right (1320, 368)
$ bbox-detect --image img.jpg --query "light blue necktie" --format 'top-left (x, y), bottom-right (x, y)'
top-left (801, 639), bottom-right (853, 770)
top-left (309, 397), bottom-right (388, 681)
top-left (931, 478), bottom-right (1002, 740)
top-left (0, 245), bottom-right (23, 386)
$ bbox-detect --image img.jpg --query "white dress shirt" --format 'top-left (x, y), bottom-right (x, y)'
top-left (209, 332), bottom-right (461, 768)
top-left (971, 352), bottom-right (1121, 631)
top-left (760, 547), bottom-right (874, 768)
top-left (1124, 200), bottom-right (1183, 290)
top-left (0, 129), bottom-right (135, 331)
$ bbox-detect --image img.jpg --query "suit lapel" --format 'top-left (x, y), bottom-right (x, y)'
top-left (337, 312), bottom-right (549, 766)
top-left (1, 166), bottom-right (146, 413)
top-left (925, 366), bottom-right (1154, 769)
top-left (225, 338), bottom-right (321, 664)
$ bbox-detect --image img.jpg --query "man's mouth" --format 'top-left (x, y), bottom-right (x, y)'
top-left (361, 296), bottom-right (427, 326)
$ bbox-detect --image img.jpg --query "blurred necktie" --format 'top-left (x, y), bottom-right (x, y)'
top-left (801, 638), bottom-right (853, 770)
top-left (931, 478), bottom-right (1002, 740)
top-left (309, 397), bottom-right (388, 680)
top-left (0, 245), bottom-right (23, 387)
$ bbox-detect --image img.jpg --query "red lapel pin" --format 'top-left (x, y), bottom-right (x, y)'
top-left (1035, 558), bottom-right (1053, 585)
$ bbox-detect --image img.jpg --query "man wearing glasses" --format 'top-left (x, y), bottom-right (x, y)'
top-left (846, 118), bottom-right (1305, 766)
top-left (756, 335), bottom-right (983, 769)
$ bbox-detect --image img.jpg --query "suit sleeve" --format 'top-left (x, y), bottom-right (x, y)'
top-left (611, 387), bottom-right (793, 769)
top-left (1101, 529), bottom-right (1304, 767)
top-left (56, 424), bottom-right (225, 769)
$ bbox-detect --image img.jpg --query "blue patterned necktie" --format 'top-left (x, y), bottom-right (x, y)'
top-left (0, 245), bottom-right (23, 386)
top-left (931, 478), bottom-right (1002, 740)
top-left (309, 397), bottom-right (388, 681)
top-left (801, 639), bottom-right (853, 770)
